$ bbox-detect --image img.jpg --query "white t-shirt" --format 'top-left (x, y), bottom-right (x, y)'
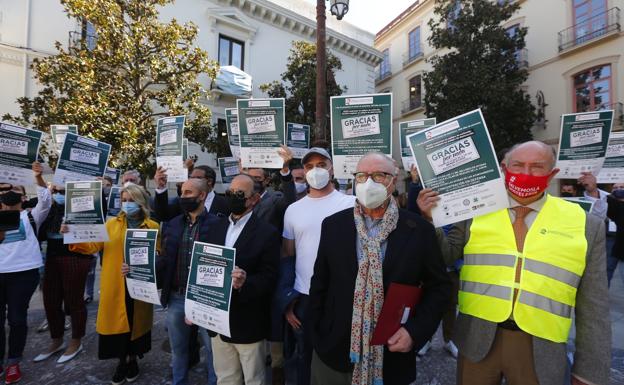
top-left (283, 190), bottom-right (356, 294)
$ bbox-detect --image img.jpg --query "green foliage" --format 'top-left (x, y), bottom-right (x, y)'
top-left (260, 40), bottom-right (346, 142)
top-left (3, 0), bottom-right (218, 176)
top-left (424, 0), bottom-right (535, 151)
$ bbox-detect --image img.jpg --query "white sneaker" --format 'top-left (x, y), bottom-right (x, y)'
top-left (57, 344), bottom-right (83, 364)
top-left (33, 342), bottom-right (67, 362)
top-left (417, 340), bottom-right (431, 356)
top-left (444, 340), bottom-right (459, 358)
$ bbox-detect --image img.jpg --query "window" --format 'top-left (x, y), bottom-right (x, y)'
top-left (379, 49), bottom-right (390, 77)
top-left (573, 64), bottom-right (611, 112)
top-left (447, 0), bottom-right (461, 31)
top-left (81, 20), bottom-right (96, 50)
top-left (506, 24), bottom-right (521, 62)
top-left (573, 0), bottom-right (607, 40)
top-left (409, 75), bottom-right (422, 110)
top-left (218, 35), bottom-right (244, 70)
top-left (408, 27), bottom-right (421, 61)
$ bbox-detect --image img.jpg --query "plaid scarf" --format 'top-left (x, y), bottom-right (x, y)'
top-left (350, 199), bottom-right (399, 385)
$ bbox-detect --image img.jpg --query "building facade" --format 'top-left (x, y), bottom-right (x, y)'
top-left (374, 0), bottom-right (624, 164)
top-left (0, 0), bottom-right (381, 186)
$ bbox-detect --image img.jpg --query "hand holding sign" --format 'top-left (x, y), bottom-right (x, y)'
top-left (231, 266), bottom-right (246, 289)
top-left (154, 166), bottom-right (168, 189)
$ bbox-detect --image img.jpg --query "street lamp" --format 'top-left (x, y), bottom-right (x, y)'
top-left (315, 0), bottom-right (349, 142)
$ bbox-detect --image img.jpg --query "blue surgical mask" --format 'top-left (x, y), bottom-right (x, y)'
top-left (122, 201), bottom-right (142, 216)
top-left (53, 193), bottom-right (65, 205)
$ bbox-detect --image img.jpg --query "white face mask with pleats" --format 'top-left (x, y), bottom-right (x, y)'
top-left (355, 178), bottom-right (388, 209)
top-left (305, 167), bottom-right (330, 190)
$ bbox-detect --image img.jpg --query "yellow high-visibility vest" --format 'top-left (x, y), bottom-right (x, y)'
top-left (460, 195), bottom-right (587, 343)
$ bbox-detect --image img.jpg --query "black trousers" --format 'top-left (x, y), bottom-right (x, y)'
top-left (0, 268), bottom-right (40, 364)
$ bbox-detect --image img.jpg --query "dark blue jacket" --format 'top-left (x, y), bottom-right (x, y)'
top-left (156, 209), bottom-right (220, 306)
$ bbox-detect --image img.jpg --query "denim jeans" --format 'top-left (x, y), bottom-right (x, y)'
top-left (0, 269), bottom-right (40, 365)
top-left (167, 293), bottom-right (217, 385)
top-left (293, 295), bottom-right (312, 385)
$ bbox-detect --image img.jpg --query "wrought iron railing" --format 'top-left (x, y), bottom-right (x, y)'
top-left (375, 69), bottom-right (392, 83)
top-left (403, 45), bottom-right (424, 67)
top-left (558, 7), bottom-right (620, 51)
top-left (401, 98), bottom-right (423, 114)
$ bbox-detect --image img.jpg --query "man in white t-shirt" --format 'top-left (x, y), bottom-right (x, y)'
top-left (281, 147), bottom-right (355, 385)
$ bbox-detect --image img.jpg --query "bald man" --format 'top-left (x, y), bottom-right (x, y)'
top-left (157, 178), bottom-right (220, 385)
top-left (308, 152), bottom-right (451, 385)
top-left (418, 141), bottom-right (610, 385)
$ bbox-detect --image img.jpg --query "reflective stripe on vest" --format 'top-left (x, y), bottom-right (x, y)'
top-left (460, 195), bottom-right (587, 343)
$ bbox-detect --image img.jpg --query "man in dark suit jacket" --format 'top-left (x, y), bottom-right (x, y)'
top-left (309, 153), bottom-right (451, 385)
top-left (204, 174), bottom-right (280, 385)
top-left (153, 164), bottom-right (230, 221)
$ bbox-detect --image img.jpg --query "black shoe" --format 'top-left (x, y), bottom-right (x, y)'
top-left (111, 362), bottom-right (127, 385)
top-left (126, 360), bottom-right (139, 383)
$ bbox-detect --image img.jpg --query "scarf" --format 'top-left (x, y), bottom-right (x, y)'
top-left (350, 198), bottom-right (399, 385)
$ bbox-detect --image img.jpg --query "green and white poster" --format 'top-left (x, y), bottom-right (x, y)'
top-left (50, 124), bottom-right (78, 153)
top-left (53, 133), bottom-right (111, 185)
top-left (563, 197), bottom-right (595, 213)
top-left (218, 157), bottom-right (240, 184)
top-left (407, 109), bottom-right (508, 227)
top-left (555, 110), bottom-right (614, 179)
top-left (399, 118), bottom-right (437, 171)
top-left (0, 122), bottom-right (43, 185)
top-left (225, 108), bottom-right (240, 160)
top-left (63, 180), bottom-right (109, 244)
top-left (330, 93), bottom-right (393, 179)
top-left (156, 115), bottom-right (187, 183)
top-left (185, 241), bottom-right (236, 337)
top-left (125, 229), bottom-right (160, 306)
top-left (597, 131), bottom-right (624, 183)
top-left (107, 186), bottom-right (121, 218)
top-left (104, 167), bottom-right (121, 185)
top-left (287, 123), bottom-right (310, 159)
top-left (237, 98), bottom-right (285, 169)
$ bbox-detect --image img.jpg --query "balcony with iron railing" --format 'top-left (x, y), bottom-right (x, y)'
top-left (375, 69), bottom-right (392, 84)
top-left (403, 45), bottom-right (424, 68)
top-left (515, 48), bottom-right (528, 69)
top-left (69, 30), bottom-right (97, 50)
top-left (401, 98), bottom-right (424, 115)
top-left (558, 7), bottom-right (620, 52)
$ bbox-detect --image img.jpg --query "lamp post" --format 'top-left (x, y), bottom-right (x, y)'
top-left (315, 0), bottom-right (349, 142)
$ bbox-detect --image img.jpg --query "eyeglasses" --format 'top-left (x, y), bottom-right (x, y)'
top-left (353, 172), bottom-right (394, 184)
top-left (225, 190), bottom-right (249, 199)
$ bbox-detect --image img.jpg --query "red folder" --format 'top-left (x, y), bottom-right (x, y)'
top-left (370, 283), bottom-right (423, 345)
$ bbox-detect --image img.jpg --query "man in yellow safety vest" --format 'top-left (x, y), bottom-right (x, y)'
top-left (417, 141), bottom-right (610, 385)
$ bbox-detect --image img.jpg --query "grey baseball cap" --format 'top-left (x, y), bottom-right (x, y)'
top-left (302, 147), bottom-right (332, 165)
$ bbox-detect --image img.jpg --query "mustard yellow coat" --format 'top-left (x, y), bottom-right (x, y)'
top-left (70, 214), bottom-right (161, 340)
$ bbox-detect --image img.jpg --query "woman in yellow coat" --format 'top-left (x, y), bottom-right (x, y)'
top-left (63, 183), bottom-right (160, 385)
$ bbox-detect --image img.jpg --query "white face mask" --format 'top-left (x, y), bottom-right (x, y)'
top-left (295, 182), bottom-right (308, 194)
top-left (355, 178), bottom-right (389, 209)
top-left (305, 167), bottom-right (330, 190)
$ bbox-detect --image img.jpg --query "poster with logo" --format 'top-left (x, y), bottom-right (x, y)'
top-left (287, 123), bottom-right (310, 159)
top-left (107, 186), bottom-right (121, 218)
top-left (156, 115), bottom-right (187, 183)
top-left (104, 167), bottom-right (121, 185)
top-left (237, 98), bottom-right (285, 169)
top-left (555, 110), bottom-right (614, 179)
top-left (63, 180), bottom-right (109, 244)
top-left (125, 229), bottom-right (160, 305)
top-left (50, 125), bottom-right (78, 153)
top-left (0, 122), bottom-right (43, 185)
top-left (218, 157), bottom-right (240, 184)
top-left (53, 133), bottom-right (111, 186)
top-left (407, 109), bottom-right (508, 227)
top-left (563, 197), bottom-right (595, 213)
top-left (597, 131), bottom-right (624, 183)
top-left (330, 93), bottom-right (393, 179)
top-left (185, 241), bottom-right (236, 337)
top-left (225, 108), bottom-right (240, 160)
top-left (399, 118), bottom-right (437, 171)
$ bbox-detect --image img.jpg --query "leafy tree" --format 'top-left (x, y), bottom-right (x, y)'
top-left (424, 0), bottom-right (535, 150)
top-left (260, 40), bottom-right (346, 142)
top-left (2, 0), bottom-right (218, 175)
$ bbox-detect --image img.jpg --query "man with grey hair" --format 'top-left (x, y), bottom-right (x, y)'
top-left (122, 170), bottom-right (142, 186)
top-left (309, 152), bottom-right (451, 385)
top-left (418, 140), bottom-right (610, 385)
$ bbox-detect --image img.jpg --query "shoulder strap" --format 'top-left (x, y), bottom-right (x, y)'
top-left (27, 211), bottom-right (38, 237)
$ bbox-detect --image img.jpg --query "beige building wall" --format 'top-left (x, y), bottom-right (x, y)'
top-left (375, 0), bottom-right (624, 163)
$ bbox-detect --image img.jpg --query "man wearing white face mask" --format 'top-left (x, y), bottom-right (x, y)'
top-left (281, 147), bottom-right (355, 385)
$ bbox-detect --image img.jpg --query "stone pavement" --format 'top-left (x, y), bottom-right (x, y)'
top-left (11, 262), bottom-right (624, 385)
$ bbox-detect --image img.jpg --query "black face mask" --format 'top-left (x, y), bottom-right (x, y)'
top-left (179, 196), bottom-right (202, 213)
top-left (560, 192), bottom-right (574, 198)
top-left (227, 195), bottom-right (248, 215)
top-left (613, 189), bottom-right (624, 199)
top-left (1, 191), bottom-right (23, 206)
